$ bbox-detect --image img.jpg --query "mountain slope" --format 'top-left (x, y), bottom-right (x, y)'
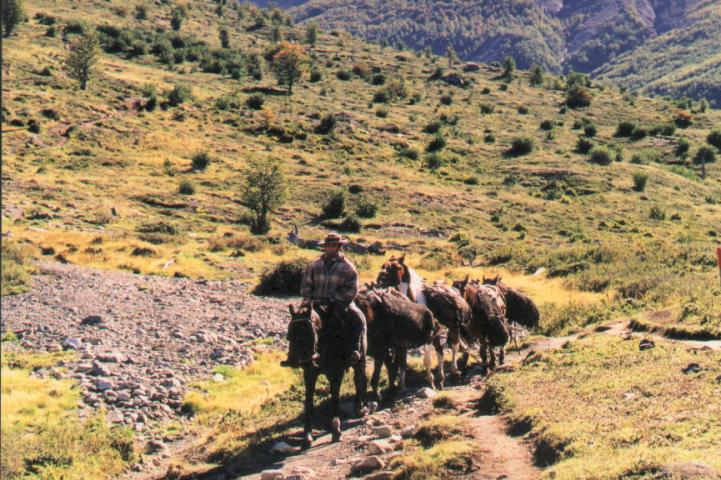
top-left (263, 0), bottom-right (721, 103)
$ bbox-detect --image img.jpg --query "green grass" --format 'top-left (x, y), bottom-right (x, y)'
top-left (1, 351), bottom-right (136, 479)
top-left (488, 335), bottom-right (721, 479)
top-left (1, 240), bottom-right (34, 296)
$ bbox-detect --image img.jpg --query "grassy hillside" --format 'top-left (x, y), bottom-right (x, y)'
top-left (595, 0), bottom-right (721, 106)
top-left (261, 0), bottom-right (721, 103)
top-left (2, 0), bottom-right (721, 340)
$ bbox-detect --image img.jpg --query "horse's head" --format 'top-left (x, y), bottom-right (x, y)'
top-left (482, 275), bottom-right (502, 285)
top-left (284, 304), bottom-right (321, 368)
top-left (452, 274), bottom-right (471, 296)
top-left (376, 254), bottom-right (408, 288)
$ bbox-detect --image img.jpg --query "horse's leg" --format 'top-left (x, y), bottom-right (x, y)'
top-left (370, 352), bottom-right (385, 404)
top-left (302, 368), bottom-right (318, 450)
top-left (329, 369), bottom-right (344, 443)
top-left (386, 353), bottom-right (399, 403)
top-left (398, 348), bottom-right (408, 393)
top-left (480, 338), bottom-right (489, 374)
top-left (433, 336), bottom-right (445, 390)
top-left (422, 344), bottom-right (435, 389)
top-left (353, 357), bottom-right (368, 417)
top-left (448, 328), bottom-right (460, 380)
top-left (489, 344), bottom-right (497, 371)
top-left (499, 345), bottom-right (505, 366)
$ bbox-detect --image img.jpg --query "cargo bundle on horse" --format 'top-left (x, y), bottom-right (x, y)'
top-left (453, 276), bottom-right (510, 371)
top-left (356, 286), bottom-right (445, 403)
top-left (482, 275), bottom-right (540, 329)
top-left (282, 303), bottom-right (368, 449)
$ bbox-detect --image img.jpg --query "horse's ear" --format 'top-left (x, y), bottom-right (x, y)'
top-left (399, 254), bottom-right (406, 264)
top-left (288, 304), bottom-right (296, 315)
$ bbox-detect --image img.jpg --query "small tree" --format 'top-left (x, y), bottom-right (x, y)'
top-left (2, 0), bottom-right (23, 37)
top-left (694, 146), bottom-right (717, 179)
top-left (170, 7), bottom-right (184, 31)
top-left (134, 4), bottom-right (147, 21)
top-left (529, 64), bottom-right (544, 86)
top-left (270, 41), bottom-right (307, 95)
top-left (64, 31), bottom-right (99, 90)
top-left (446, 45), bottom-right (457, 69)
top-left (707, 130), bottom-right (721, 150)
top-left (271, 25), bottom-right (283, 43)
top-left (305, 22), bottom-right (318, 47)
top-left (219, 28), bottom-right (229, 49)
top-left (241, 158), bottom-right (287, 234)
top-left (502, 56), bottom-right (515, 82)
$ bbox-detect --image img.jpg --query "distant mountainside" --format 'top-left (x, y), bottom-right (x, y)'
top-left (253, 0), bottom-right (721, 104)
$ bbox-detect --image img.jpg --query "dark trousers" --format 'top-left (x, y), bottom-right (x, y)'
top-left (332, 301), bottom-right (366, 353)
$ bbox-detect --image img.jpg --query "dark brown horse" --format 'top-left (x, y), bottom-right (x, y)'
top-left (482, 275), bottom-right (540, 329)
top-left (377, 256), bottom-right (473, 381)
top-left (284, 304), bottom-right (368, 449)
top-left (453, 276), bottom-right (510, 372)
top-left (356, 287), bottom-right (444, 403)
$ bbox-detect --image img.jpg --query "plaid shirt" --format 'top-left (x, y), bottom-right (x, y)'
top-left (300, 253), bottom-right (359, 306)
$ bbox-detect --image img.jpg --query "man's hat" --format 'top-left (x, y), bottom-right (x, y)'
top-left (320, 233), bottom-right (344, 246)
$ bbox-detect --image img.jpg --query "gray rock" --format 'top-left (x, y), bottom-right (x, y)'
top-left (260, 471), bottom-right (284, 480)
top-left (81, 315), bottom-right (104, 326)
top-left (367, 439), bottom-right (393, 455)
top-left (117, 391), bottom-right (131, 402)
top-left (94, 379), bottom-right (113, 391)
top-left (373, 425), bottom-right (392, 439)
top-left (90, 360), bottom-right (112, 376)
top-left (272, 441), bottom-right (295, 454)
top-left (62, 337), bottom-right (82, 350)
top-left (352, 456), bottom-right (384, 474)
top-left (418, 387), bottom-right (437, 399)
top-left (145, 440), bottom-right (166, 454)
top-left (96, 352), bottom-right (124, 363)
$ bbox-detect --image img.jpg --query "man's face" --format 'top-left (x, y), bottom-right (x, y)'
top-left (324, 243), bottom-right (341, 255)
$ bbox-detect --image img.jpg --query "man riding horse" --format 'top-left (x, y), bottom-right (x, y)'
top-left (282, 232), bottom-right (366, 367)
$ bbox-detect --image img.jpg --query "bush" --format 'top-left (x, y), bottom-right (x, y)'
top-left (615, 121), bottom-right (636, 137)
top-left (375, 107), bottom-right (388, 118)
top-left (484, 133), bottom-right (495, 143)
top-left (540, 119), bottom-right (554, 131)
top-left (254, 258), bottom-right (308, 296)
top-left (589, 146), bottom-right (612, 165)
top-left (676, 137), bottom-right (690, 157)
top-left (336, 69), bottom-right (351, 81)
top-left (440, 94), bottom-right (452, 105)
top-left (632, 173), bottom-right (648, 192)
top-left (674, 110), bottom-right (693, 128)
top-left (480, 103), bottom-right (494, 114)
top-left (322, 189), bottom-right (346, 218)
top-left (517, 106), bottom-right (529, 114)
top-left (178, 179), bottom-right (195, 195)
top-left (1, 240), bottom-right (32, 295)
top-left (241, 158), bottom-right (286, 234)
top-left (165, 85), bottom-right (192, 107)
top-left (630, 127), bottom-right (647, 141)
top-left (694, 146), bottom-right (717, 165)
top-left (246, 93), bottom-right (265, 110)
top-left (707, 130), bottom-right (721, 150)
top-left (583, 124), bottom-right (597, 137)
top-left (424, 121), bottom-right (442, 134)
top-left (339, 215), bottom-right (361, 232)
top-left (355, 196), bottom-right (379, 218)
top-left (191, 151), bottom-right (211, 171)
top-left (576, 137), bottom-right (593, 154)
top-left (399, 147), bottom-right (419, 160)
top-left (506, 137), bottom-right (534, 156)
top-left (371, 73), bottom-right (385, 85)
top-left (566, 85), bottom-right (591, 108)
top-left (315, 113), bottom-right (337, 134)
top-left (426, 133), bottom-right (446, 153)
top-left (649, 205), bottom-right (665, 220)
top-left (424, 152), bottom-right (444, 170)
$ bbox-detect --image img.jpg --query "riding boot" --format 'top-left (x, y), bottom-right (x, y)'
top-left (346, 302), bottom-right (366, 365)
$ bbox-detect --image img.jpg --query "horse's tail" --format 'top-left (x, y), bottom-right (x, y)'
top-left (504, 288), bottom-right (540, 329)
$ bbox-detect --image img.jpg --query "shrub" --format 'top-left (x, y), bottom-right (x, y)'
top-left (583, 124), bottom-right (597, 137)
top-left (191, 151), bottom-right (211, 171)
top-left (355, 196), bottom-right (378, 218)
top-left (694, 146), bottom-right (717, 165)
top-left (322, 189), bottom-right (346, 218)
top-left (371, 73), bottom-right (385, 85)
top-left (440, 94), bottom-right (452, 106)
top-left (630, 127), bottom-right (648, 141)
top-left (463, 176), bottom-right (479, 185)
top-left (178, 179), bottom-right (195, 195)
top-left (424, 152), bottom-right (444, 170)
top-left (424, 121), bottom-right (442, 134)
top-left (426, 133), bottom-right (446, 153)
top-left (589, 146), bottom-right (612, 165)
top-left (399, 147), bottom-right (419, 160)
top-left (373, 90), bottom-right (389, 103)
top-left (675, 138), bottom-right (690, 157)
top-left (484, 133), bottom-right (495, 143)
top-left (707, 130), bottom-right (721, 150)
top-left (165, 85), bottom-right (192, 107)
top-left (375, 107), bottom-right (388, 118)
top-left (27, 119), bottom-right (40, 133)
top-left (517, 106), bottom-right (529, 114)
top-left (246, 93), bottom-right (265, 110)
top-left (481, 87), bottom-right (491, 94)
top-left (316, 113), bottom-right (336, 134)
top-left (674, 110), bottom-right (693, 128)
top-left (240, 158), bottom-right (286, 234)
top-left (336, 69), bottom-right (351, 81)
top-left (566, 85), bottom-right (591, 108)
top-left (309, 68), bottom-right (322, 82)
top-left (540, 119), bottom-right (554, 130)
top-left (480, 103), bottom-right (494, 114)
top-left (140, 83), bottom-right (158, 111)
top-left (254, 258), bottom-right (307, 295)
top-left (576, 137), bottom-right (593, 154)
top-left (649, 205), bottom-right (665, 220)
top-left (632, 173), bottom-right (648, 192)
top-left (1, 240), bottom-right (32, 295)
top-left (615, 121), bottom-right (636, 137)
top-left (339, 214), bottom-right (361, 232)
top-left (506, 137), bottom-right (534, 156)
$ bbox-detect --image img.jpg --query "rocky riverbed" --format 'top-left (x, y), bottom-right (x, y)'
top-left (1, 262), bottom-right (292, 434)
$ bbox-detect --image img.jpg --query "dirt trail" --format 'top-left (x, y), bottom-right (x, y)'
top-left (228, 320), bottom-right (720, 480)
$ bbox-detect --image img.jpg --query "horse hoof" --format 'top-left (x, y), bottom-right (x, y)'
top-left (331, 431), bottom-right (342, 443)
top-left (301, 433), bottom-right (313, 450)
top-left (368, 401), bottom-right (379, 414)
top-left (357, 406), bottom-right (369, 417)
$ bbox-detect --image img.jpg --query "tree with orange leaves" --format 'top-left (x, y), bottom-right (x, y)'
top-left (270, 41), bottom-right (307, 95)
